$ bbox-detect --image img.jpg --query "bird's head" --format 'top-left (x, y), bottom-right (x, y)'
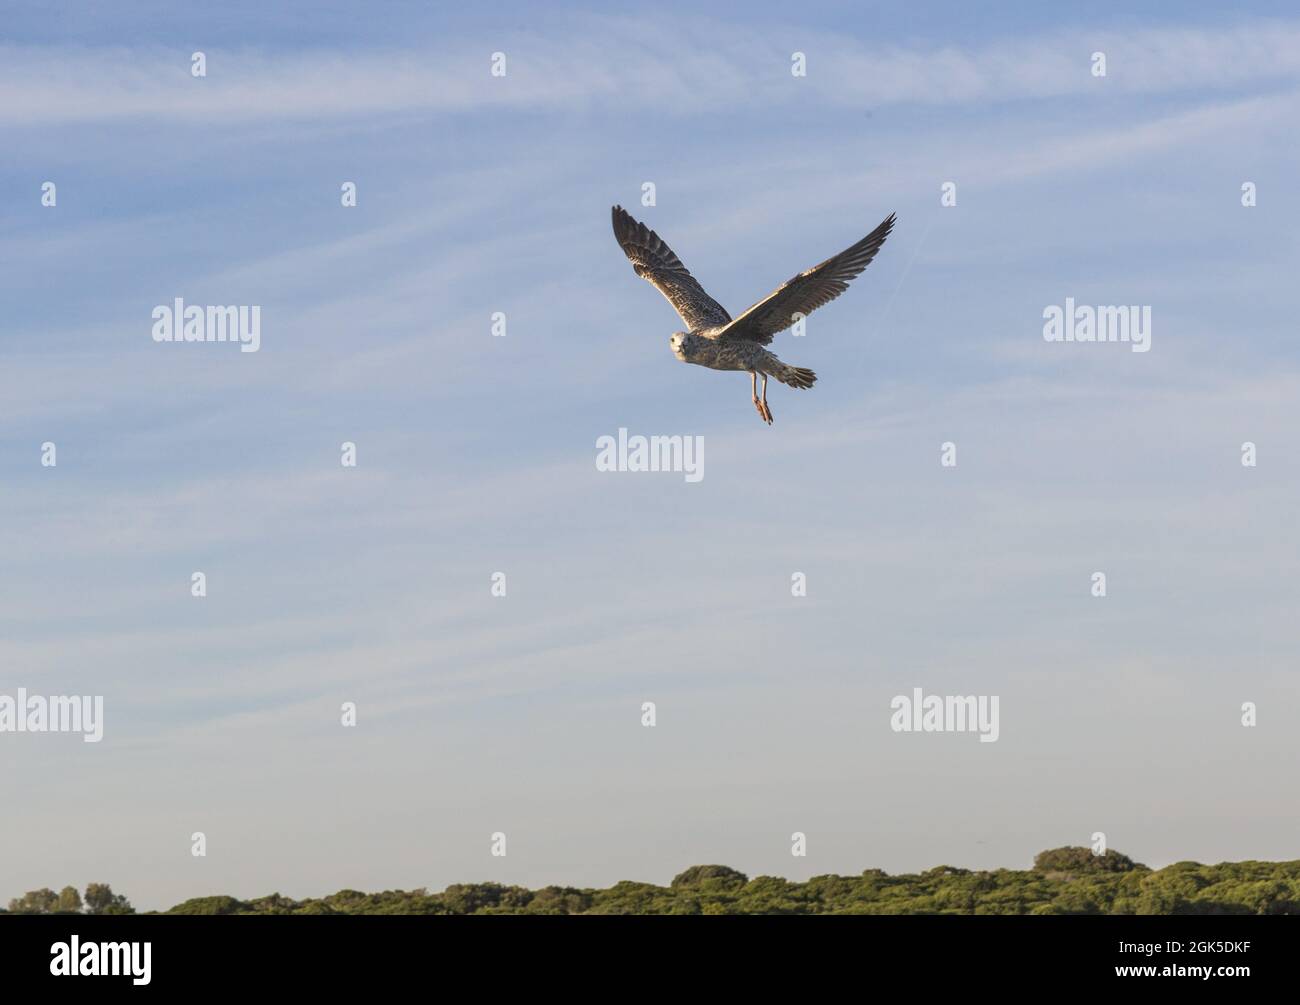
top-left (669, 331), bottom-right (690, 361)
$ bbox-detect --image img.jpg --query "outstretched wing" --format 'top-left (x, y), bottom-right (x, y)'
top-left (611, 205), bottom-right (731, 331)
top-left (715, 213), bottom-right (895, 345)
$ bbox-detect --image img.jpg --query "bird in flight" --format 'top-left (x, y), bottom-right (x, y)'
top-left (611, 205), bottom-right (895, 424)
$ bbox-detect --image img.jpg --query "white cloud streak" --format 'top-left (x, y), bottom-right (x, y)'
top-left (4, 19), bottom-right (1300, 124)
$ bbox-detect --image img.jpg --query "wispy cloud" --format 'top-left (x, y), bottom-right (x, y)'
top-left (5, 19), bottom-right (1300, 125)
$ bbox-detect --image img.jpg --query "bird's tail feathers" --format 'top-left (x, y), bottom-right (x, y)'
top-left (770, 362), bottom-right (817, 389)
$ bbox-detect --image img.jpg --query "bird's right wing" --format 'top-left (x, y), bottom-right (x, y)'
top-left (611, 205), bottom-right (731, 331)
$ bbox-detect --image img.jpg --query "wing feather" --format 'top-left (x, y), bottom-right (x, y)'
top-left (715, 213), bottom-right (895, 345)
top-left (611, 205), bottom-right (730, 331)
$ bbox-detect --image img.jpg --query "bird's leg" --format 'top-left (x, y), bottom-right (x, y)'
top-left (750, 370), bottom-right (767, 423)
top-left (759, 373), bottom-right (773, 424)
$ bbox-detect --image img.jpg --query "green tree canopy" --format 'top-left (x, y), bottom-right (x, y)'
top-left (84, 882), bottom-right (134, 915)
top-left (670, 865), bottom-right (749, 888)
top-left (56, 886), bottom-right (83, 913)
top-left (6, 888), bottom-right (58, 914)
top-left (1033, 846), bottom-right (1142, 874)
top-left (13, 850), bottom-right (1300, 916)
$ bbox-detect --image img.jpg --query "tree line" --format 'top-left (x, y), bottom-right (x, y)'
top-left (5, 883), bottom-right (133, 915)
top-left (5, 849), bottom-right (1300, 915)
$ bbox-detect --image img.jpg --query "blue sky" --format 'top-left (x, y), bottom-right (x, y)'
top-left (3, 1), bottom-right (1299, 909)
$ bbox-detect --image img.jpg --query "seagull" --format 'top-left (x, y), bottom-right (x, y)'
top-left (611, 205), bottom-right (895, 424)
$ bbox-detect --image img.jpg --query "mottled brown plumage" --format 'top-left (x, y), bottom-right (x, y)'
top-left (611, 205), bottom-right (895, 424)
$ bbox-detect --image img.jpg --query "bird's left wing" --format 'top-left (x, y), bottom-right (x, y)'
top-left (715, 213), bottom-right (895, 345)
top-left (611, 205), bottom-right (731, 331)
